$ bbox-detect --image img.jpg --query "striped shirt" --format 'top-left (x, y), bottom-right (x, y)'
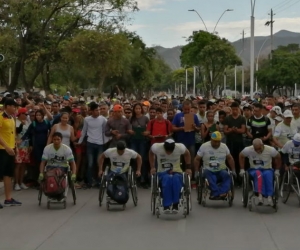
top-left (247, 115), bottom-right (271, 139)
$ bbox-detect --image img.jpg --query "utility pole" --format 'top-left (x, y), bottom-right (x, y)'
top-left (265, 9), bottom-right (275, 60)
top-left (241, 30), bottom-right (245, 95)
top-left (250, 0), bottom-right (256, 99)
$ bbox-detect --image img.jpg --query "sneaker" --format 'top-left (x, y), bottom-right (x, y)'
top-left (20, 183), bottom-right (28, 190)
top-left (163, 206), bottom-right (171, 214)
top-left (172, 204), bottom-right (179, 214)
top-left (14, 184), bottom-right (21, 191)
top-left (267, 196), bottom-right (274, 206)
top-left (0, 203), bottom-right (3, 209)
top-left (4, 198), bottom-right (22, 206)
top-left (258, 194), bottom-right (263, 206)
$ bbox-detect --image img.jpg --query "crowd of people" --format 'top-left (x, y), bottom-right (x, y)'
top-left (0, 90), bottom-right (300, 210)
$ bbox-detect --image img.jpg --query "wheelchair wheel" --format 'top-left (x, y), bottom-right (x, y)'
top-left (273, 176), bottom-right (279, 212)
top-left (280, 171), bottom-right (290, 204)
top-left (151, 175), bottom-right (157, 215)
top-left (98, 175), bottom-right (106, 207)
top-left (228, 175), bottom-right (234, 207)
top-left (184, 173), bottom-right (191, 215)
top-left (38, 184), bottom-right (43, 206)
top-left (69, 179), bottom-right (77, 205)
top-left (242, 172), bottom-right (249, 208)
top-left (130, 172), bottom-right (138, 206)
top-left (196, 173), bottom-right (203, 205)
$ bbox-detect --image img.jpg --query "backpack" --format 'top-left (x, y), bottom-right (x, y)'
top-left (149, 119), bottom-right (169, 136)
top-left (43, 168), bottom-right (67, 197)
top-left (106, 173), bottom-right (129, 204)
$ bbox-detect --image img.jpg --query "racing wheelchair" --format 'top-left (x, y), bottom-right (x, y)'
top-left (242, 170), bottom-right (279, 212)
top-left (150, 172), bottom-right (191, 218)
top-left (98, 166), bottom-right (138, 210)
top-left (280, 161), bottom-right (300, 206)
top-left (38, 167), bottom-right (76, 209)
top-left (196, 167), bottom-right (234, 207)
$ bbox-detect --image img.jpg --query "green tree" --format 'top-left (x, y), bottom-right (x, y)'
top-left (181, 31), bottom-right (241, 97)
top-left (256, 44), bottom-right (300, 94)
top-left (0, 0), bottom-right (137, 92)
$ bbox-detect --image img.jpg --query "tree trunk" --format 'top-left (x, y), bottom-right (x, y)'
top-left (98, 75), bottom-right (106, 94)
top-left (7, 60), bottom-right (22, 92)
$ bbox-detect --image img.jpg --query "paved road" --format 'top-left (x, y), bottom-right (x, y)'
top-left (1, 187), bottom-right (300, 250)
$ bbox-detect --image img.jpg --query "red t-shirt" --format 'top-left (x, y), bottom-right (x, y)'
top-left (146, 119), bottom-right (172, 145)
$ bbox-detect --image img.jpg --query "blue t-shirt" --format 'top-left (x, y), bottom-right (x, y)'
top-left (172, 112), bottom-right (200, 146)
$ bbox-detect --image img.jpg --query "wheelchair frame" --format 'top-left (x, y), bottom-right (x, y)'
top-left (280, 165), bottom-right (300, 206)
top-left (242, 170), bottom-right (279, 212)
top-left (196, 167), bottom-right (234, 207)
top-left (38, 170), bottom-right (76, 209)
top-left (98, 166), bottom-right (138, 210)
top-left (150, 172), bottom-right (192, 218)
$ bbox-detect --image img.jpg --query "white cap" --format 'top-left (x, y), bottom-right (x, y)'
top-left (271, 106), bottom-right (282, 115)
top-left (293, 133), bottom-right (300, 145)
top-left (285, 101), bottom-right (292, 107)
top-left (165, 139), bottom-right (175, 143)
top-left (3, 92), bottom-right (10, 97)
top-left (283, 110), bottom-right (293, 118)
top-left (240, 101), bottom-right (247, 107)
top-left (274, 116), bottom-right (283, 122)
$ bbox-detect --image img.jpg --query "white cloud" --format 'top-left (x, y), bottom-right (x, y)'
top-left (127, 24), bottom-right (150, 31)
top-left (147, 8), bottom-right (165, 12)
top-left (165, 17), bottom-right (300, 42)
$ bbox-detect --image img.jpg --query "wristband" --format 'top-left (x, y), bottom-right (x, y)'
top-left (185, 164), bottom-right (192, 169)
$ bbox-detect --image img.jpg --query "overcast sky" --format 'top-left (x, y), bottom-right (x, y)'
top-left (126, 0), bottom-right (300, 48)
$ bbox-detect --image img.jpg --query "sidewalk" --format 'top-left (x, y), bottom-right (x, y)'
top-left (0, 182), bottom-right (4, 196)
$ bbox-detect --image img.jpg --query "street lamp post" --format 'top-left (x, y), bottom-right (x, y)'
top-left (188, 10), bottom-right (208, 32)
top-left (256, 36), bottom-right (270, 92)
top-left (250, 0), bottom-right (256, 99)
top-left (213, 9), bottom-right (234, 34)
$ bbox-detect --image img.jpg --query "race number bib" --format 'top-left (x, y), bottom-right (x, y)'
top-left (209, 160), bottom-right (220, 170)
top-left (253, 160), bottom-right (264, 168)
top-left (112, 162), bottom-right (125, 173)
top-left (161, 159), bottom-right (173, 170)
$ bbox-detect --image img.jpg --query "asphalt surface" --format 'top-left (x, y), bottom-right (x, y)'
top-left (1, 187), bottom-right (300, 250)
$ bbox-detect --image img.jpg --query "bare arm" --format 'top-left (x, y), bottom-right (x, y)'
top-left (149, 150), bottom-right (156, 173)
top-left (172, 125), bottom-right (184, 132)
top-left (39, 160), bottom-right (47, 174)
top-left (239, 153), bottom-right (246, 170)
top-left (201, 124), bottom-right (209, 140)
top-left (226, 154), bottom-right (236, 171)
top-left (98, 153), bottom-right (107, 176)
top-left (194, 155), bottom-right (202, 172)
top-left (273, 153), bottom-right (281, 170)
top-left (47, 125), bottom-right (57, 145)
top-left (69, 161), bottom-right (76, 174)
top-left (272, 136), bottom-right (283, 149)
top-left (235, 124), bottom-right (246, 134)
top-left (70, 126), bottom-right (77, 143)
top-left (224, 125), bottom-right (232, 135)
top-left (135, 154), bottom-right (142, 173)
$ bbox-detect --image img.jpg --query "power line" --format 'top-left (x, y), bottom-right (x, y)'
top-left (273, 0), bottom-right (293, 11)
top-left (276, 0), bottom-right (300, 14)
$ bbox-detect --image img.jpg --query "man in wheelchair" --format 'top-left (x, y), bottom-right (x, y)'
top-left (149, 139), bottom-right (191, 213)
top-left (239, 138), bottom-right (281, 206)
top-left (194, 131), bottom-right (236, 200)
top-left (281, 133), bottom-right (300, 180)
top-left (98, 141), bottom-right (141, 180)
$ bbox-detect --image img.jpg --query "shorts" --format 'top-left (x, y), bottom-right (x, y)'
top-left (15, 147), bottom-right (30, 164)
top-left (0, 149), bottom-right (15, 178)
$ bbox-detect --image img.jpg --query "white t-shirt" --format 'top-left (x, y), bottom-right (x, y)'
top-left (273, 122), bottom-right (296, 146)
top-left (281, 140), bottom-right (300, 165)
top-left (267, 114), bottom-right (276, 133)
top-left (197, 141), bottom-right (230, 172)
top-left (151, 143), bottom-right (186, 173)
top-left (104, 148), bottom-right (137, 174)
top-left (241, 145), bottom-right (278, 169)
top-left (42, 144), bottom-right (74, 168)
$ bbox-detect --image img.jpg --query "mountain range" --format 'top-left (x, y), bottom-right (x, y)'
top-left (154, 30), bottom-right (300, 70)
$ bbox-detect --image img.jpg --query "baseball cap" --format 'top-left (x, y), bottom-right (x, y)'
top-left (164, 139), bottom-right (175, 152)
top-left (72, 108), bottom-right (81, 113)
top-left (265, 105), bottom-right (273, 111)
top-left (274, 116), bottom-right (283, 122)
top-left (211, 131), bottom-right (222, 141)
top-left (271, 106), bottom-right (282, 115)
top-left (143, 101), bottom-right (150, 107)
top-left (293, 133), bottom-right (300, 146)
top-left (113, 104), bottom-right (123, 112)
top-left (17, 108), bottom-right (28, 116)
top-left (283, 110), bottom-right (293, 118)
top-left (285, 101), bottom-right (292, 107)
top-left (3, 92), bottom-right (11, 97)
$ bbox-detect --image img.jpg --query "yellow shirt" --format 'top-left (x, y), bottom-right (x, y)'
top-left (0, 112), bottom-right (15, 149)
